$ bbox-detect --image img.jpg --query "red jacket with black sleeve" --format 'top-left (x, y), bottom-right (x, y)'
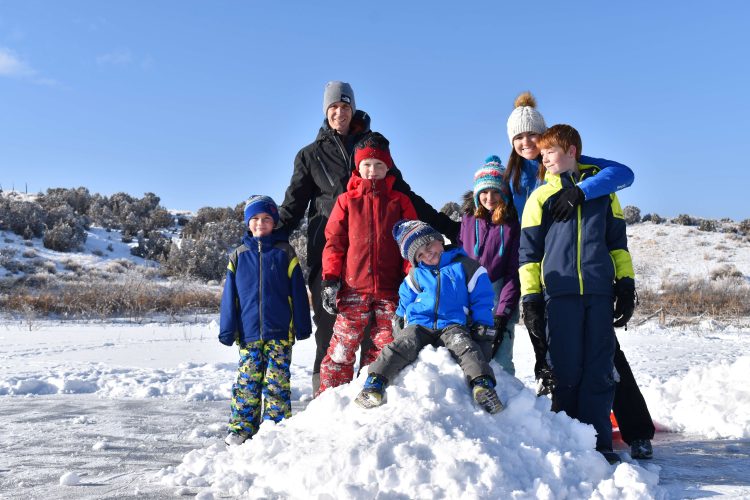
top-left (322, 171), bottom-right (417, 296)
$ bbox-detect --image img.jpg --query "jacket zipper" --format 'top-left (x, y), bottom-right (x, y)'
top-left (315, 154), bottom-right (336, 188)
top-left (258, 240), bottom-right (264, 339)
top-left (433, 269), bottom-right (441, 329)
top-left (332, 134), bottom-right (350, 167)
top-left (371, 181), bottom-right (377, 292)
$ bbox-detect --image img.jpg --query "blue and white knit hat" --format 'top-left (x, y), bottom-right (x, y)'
top-left (392, 219), bottom-right (442, 266)
top-left (473, 155), bottom-right (509, 209)
top-left (243, 195), bottom-right (279, 226)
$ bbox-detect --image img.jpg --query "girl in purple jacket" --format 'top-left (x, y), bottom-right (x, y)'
top-left (457, 156), bottom-right (521, 375)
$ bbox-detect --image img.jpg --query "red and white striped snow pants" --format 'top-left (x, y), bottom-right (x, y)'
top-left (317, 288), bottom-right (397, 395)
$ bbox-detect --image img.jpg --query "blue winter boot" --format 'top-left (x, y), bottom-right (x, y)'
top-left (355, 374), bottom-right (387, 409)
top-left (472, 376), bottom-right (504, 414)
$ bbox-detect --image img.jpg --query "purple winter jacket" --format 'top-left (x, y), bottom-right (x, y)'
top-left (456, 191), bottom-right (521, 319)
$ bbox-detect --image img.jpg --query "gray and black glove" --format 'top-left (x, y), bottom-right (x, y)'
top-left (321, 280), bottom-right (340, 316)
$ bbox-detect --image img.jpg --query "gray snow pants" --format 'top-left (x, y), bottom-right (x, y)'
top-left (368, 324), bottom-right (495, 386)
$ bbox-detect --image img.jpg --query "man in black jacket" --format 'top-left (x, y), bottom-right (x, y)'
top-left (278, 81), bottom-right (458, 394)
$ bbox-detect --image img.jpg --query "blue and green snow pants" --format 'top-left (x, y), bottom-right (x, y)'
top-left (227, 339), bottom-right (292, 437)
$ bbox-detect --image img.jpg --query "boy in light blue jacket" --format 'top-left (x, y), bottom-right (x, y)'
top-left (355, 220), bottom-right (504, 414)
top-left (219, 195), bottom-right (312, 446)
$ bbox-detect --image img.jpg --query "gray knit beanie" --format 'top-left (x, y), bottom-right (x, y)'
top-left (506, 91), bottom-right (547, 144)
top-left (322, 81), bottom-right (356, 115)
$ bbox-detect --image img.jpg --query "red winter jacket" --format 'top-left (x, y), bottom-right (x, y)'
top-left (322, 171), bottom-right (417, 296)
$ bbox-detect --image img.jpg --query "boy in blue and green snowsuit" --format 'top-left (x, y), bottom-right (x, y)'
top-left (355, 220), bottom-right (504, 414)
top-left (519, 125), bottom-right (635, 463)
top-left (219, 195), bottom-right (312, 446)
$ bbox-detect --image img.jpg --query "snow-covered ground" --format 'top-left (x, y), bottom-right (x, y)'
top-left (1, 221), bottom-right (749, 499)
top-left (0, 317), bottom-right (748, 499)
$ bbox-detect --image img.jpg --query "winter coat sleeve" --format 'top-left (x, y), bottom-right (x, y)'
top-left (278, 148), bottom-right (313, 232)
top-left (321, 194), bottom-right (349, 282)
top-left (288, 249), bottom-right (313, 341)
top-left (495, 224), bottom-right (521, 318)
top-left (606, 194), bottom-right (635, 281)
top-left (518, 192), bottom-right (546, 301)
top-left (577, 155), bottom-right (634, 201)
top-left (218, 253), bottom-right (240, 346)
top-left (468, 267), bottom-right (495, 327)
top-left (390, 165), bottom-right (460, 241)
top-left (396, 276), bottom-right (418, 319)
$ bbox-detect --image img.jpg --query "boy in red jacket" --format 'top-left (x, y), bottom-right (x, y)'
top-left (317, 132), bottom-right (418, 395)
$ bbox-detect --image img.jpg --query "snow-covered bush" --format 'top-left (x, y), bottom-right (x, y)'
top-left (673, 214), bottom-right (696, 226)
top-left (440, 201), bottom-right (462, 222)
top-left (0, 199), bottom-right (46, 238)
top-left (164, 237), bottom-right (231, 282)
top-left (641, 213), bottom-right (664, 224)
top-left (698, 219), bottom-right (717, 232)
top-left (622, 205), bottom-right (641, 224)
top-left (131, 231), bottom-right (172, 261)
top-left (43, 221), bottom-right (87, 252)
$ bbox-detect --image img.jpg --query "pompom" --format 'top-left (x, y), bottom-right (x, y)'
top-left (484, 155), bottom-right (503, 165)
top-left (514, 91), bottom-right (537, 109)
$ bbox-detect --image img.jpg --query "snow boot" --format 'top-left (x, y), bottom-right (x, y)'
top-left (630, 439), bottom-right (653, 459)
top-left (355, 374), bottom-right (386, 409)
top-left (597, 448), bottom-right (622, 465)
top-left (224, 431), bottom-right (249, 447)
top-left (472, 376), bottom-right (505, 414)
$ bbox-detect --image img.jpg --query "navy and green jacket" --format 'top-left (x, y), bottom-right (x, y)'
top-left (519, 164), bottom-right (634, 302)
top-left (219, 231), bottom-right (312, 346)
top-left (396, 246), bottom-right (495, 330)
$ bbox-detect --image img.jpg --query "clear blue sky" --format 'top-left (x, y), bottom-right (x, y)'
top-left (1, 1), bottom-right (748, 220)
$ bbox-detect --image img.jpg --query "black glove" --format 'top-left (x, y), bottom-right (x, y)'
top-left (490, 315), bottom-right (509, 357)
top-left (522, 299), bottom-right (546, 341)
top-left (613, 277), bottom-right (636, 328)
top-left (321, 280), bottom-right (340, 315)
top-left (551, 186), bottom-right (585, 222)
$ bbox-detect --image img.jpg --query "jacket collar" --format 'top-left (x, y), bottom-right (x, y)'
top-left (242, 231), bottom-right (284, 250)
top-left (346, 170), bottom-right (395, 194)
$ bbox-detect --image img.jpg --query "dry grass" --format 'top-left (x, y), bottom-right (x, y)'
top-left (638, 277), bottom-right (750, 320)
top-left (0, 278), bottom-right (221, 319)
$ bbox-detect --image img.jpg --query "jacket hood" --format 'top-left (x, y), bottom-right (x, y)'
top-left (461, 190), bottom-right (476, 215)
top-left (315, 109), bottom-right (371, 142)
top-left (346, 170), bottom-right (396, 194)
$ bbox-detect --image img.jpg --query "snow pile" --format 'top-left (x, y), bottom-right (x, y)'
top-left (643, 355), bottom-right (750, 439)
top-left (157, 346), bottom-right (661, 499)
